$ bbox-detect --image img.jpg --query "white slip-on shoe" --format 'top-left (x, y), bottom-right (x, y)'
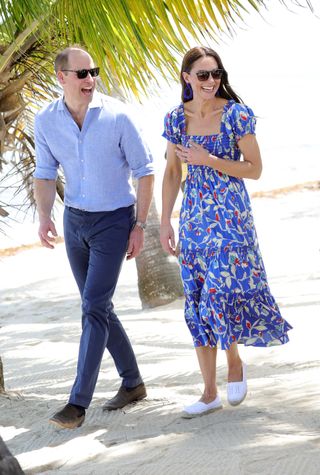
top-left (227, 362), bottom-right (247, 406)
top-left (181, 395), bottom-right (223, 419)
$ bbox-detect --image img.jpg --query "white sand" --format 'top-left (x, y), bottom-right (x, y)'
top-left (1, 190), bottom-right (320, 475)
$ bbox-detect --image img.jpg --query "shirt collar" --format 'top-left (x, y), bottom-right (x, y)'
top-left (57, 91), bottom-right (103, 111)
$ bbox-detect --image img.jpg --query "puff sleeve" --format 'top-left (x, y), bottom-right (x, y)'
top-left (227, 103), bottom-right (256, 142)
top-left (162, 106), bottom-right (182, 144)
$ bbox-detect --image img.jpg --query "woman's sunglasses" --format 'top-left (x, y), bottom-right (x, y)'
top-left (195, 69), bottom-right (224, 81)
top-left (61, 67), bottom-right (100, 79)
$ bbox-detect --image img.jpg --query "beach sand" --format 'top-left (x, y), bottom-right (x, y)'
top-left (1, 189), bottom-right (320, 475)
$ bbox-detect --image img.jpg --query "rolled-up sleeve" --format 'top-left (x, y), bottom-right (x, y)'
top-left (33, 113), bottom-right (59, 180)
top-left (119, 113), bottom-right (154, 179)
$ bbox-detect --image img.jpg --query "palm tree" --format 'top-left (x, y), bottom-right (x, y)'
top-left (0, 0), bottom-right (258, 302)
top-left (0, 0), bottom-right (313, 304)
top-left (136, 196), bottom-right (185, 307)
top-left (0, 356), bottom-right (4, 392)
top-left (0, 0), bottom-right (315, 390)
top-left (0, 434), bottom-right (25, 474)
top-left (1, 0), bottom-right (286, 193)
top-left (0, 0), bottom-right (314, 193)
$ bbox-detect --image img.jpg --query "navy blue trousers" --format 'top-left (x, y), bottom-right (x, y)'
top-left (63, 205), bottom-right (143, 408)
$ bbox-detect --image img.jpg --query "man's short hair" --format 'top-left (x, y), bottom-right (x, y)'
top-left (54, 46), bottom-right (89, 73)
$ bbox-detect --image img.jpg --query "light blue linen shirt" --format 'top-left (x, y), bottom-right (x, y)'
top-left (34, 92), bottom-right (154, 212)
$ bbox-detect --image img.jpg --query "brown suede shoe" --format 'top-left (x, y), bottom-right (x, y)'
top-left (49, 403), bottom-right (85, 429)
top-left (102, 383), bottom-right (147, 411)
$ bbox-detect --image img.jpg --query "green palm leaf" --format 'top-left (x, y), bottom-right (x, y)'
top-left (0, 0), bottom-right (314, 216)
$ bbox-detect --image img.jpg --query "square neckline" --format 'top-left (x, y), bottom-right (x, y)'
top-left (180, 99), bottom-right (234, 138)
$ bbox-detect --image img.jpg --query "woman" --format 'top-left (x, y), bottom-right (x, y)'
top-left (160, 46), bottom-right (292, 418)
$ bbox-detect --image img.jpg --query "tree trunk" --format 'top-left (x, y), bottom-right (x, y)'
top-left (136, 197), bottom-right (184, 308)
top-left (0, 357), bottom-right (4, 393)
top-left (0, 207), bottom-right (9, 217)
top-left (109, 87), bottom-right (184, 307)
top-left (0, 436), bottom-right (25, 475)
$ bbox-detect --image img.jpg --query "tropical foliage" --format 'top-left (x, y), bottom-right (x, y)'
top-left (0, 0), bottom-right (313, 216)
top-left (0, 0), bottom-right (314, 379)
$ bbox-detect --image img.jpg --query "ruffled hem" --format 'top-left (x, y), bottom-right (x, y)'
top-left (185, 288), bottom-right (292, 350)
top-left (180, 245), bottom-right (292, 350)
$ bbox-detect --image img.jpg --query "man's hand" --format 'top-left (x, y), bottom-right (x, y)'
top-left (38, 217), bottom-right (58, 249)
top-left (126, 225), bottom-right (144, 260)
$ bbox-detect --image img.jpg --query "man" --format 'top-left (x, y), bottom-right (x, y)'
top-left (34, 46), bottom-right (154, 429)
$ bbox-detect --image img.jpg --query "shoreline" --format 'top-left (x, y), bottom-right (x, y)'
top-left (0, 180), bottom-right (319, 258)
top-left (249, 179), bottom-right (319, 198)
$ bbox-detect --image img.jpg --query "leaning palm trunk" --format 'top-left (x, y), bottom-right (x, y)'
top-left (0, 357), bottom-right (4, 392)
top-left (109, 85), bottom-right (184, 308)
top-left (0, 436), bottom-right (25, 474)
top-left (0, 207), bottom-right (8, 217)
top-left (136, 197), bottom-right (184, 308)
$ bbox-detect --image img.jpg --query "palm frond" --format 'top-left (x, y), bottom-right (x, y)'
top-left (0, 0), bottom-right (315, 224)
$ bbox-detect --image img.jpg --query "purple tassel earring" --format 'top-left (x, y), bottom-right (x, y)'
top-left (183, 83), bottom-right (193, 101)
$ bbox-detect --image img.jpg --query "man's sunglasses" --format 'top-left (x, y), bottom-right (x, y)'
top-left (61, 67), bottom-right (100, 79)
top-left (195, 69), bottom-right (224, 81)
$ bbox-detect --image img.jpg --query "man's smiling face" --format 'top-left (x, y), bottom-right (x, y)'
top-left (58, 49), bottom-right (97, 107)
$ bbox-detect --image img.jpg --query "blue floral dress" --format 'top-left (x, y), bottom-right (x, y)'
top-left (163, 100), bottom-right (292, 349)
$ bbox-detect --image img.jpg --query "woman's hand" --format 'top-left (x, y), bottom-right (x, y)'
top-left (160, 223), bottom-right (176, 256)
top-left (176, 141), bottom-right (211, 167)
